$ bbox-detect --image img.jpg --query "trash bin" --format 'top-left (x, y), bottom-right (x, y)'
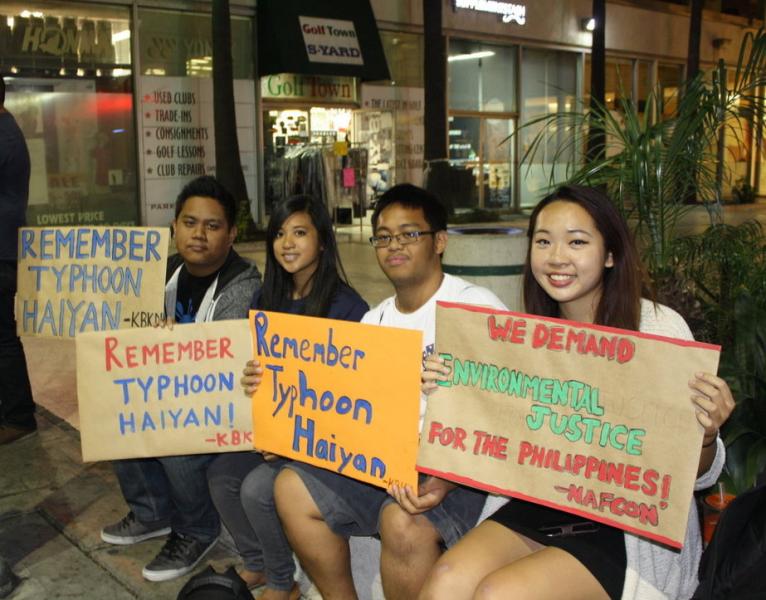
top-left (443, 227), bottom-right (527, 312)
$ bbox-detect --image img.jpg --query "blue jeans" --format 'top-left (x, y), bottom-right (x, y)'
top-left (112, 454), bottom-right (220, 543)
top-left (0, 261), bottom-right (35, 429)
top-left (208, 452), bottom-right (295, 590)
top-left (208, 453), bottom-right (266, 573)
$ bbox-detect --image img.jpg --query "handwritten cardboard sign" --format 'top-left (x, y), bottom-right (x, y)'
top-left (249, 310), bottom-right (422, 490)
top-left (76, 319), bottom-right (253, 461)
top-left (16, 227), bottom-right (169, 338)
top-left (417, 302), bottom-right (721, 548)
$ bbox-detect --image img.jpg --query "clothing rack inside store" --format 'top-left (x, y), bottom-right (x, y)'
top-left (279, 141), bottom-right (369, 238)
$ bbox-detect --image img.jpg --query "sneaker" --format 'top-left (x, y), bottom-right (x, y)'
top-left (141, 532), bottom-right (217, 582)
top-left (101, 512), bottom-right (170, 545)
top-left (0, 424), bottom-right (37, 445)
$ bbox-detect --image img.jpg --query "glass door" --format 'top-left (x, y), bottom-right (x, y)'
top-left (483, 118), bottom-right (514, 208)
top-left (448, 115), bottom-right (515, 209)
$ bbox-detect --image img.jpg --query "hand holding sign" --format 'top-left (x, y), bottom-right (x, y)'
top-left (389, 476), bottom-right (458, 515)
top-left (241, 359), bottom-right (264, 395)
top-left (417, 302), bottom-right (722, 548)
top-left (689, 372), bottom-right (735, 443)
top-left (421, 354), bottom-right (450, 394)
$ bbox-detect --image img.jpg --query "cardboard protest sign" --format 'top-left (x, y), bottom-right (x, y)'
top-left (76, 319), bottom-right (253, 461)
top-left (17, 227), bottom-right (169, 338)
top-left (418, 302), bottom-right (721, 548)
top-left (249, 310), bottom-right (422, 490)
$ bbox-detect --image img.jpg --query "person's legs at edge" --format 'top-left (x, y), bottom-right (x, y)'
top-left (241, 461), bottom-right (300, 599)
top-left (274, 468), bottom-right (357, 600)
top-left (378, 502), bottom-right (442, 600)
top-left (418, 520), bottom-right (543, 600)
top-left (208, 452), bottom-right (267, 589)
top-left (418, 520), bottom-right (610, 600)
top-left (473, 546), bottom-right (610, 600)
top-left (0, 261), bottom-right (36, 442)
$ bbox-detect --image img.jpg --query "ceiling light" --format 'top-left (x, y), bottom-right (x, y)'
top-left (448, 51), bottom-right (495, 62)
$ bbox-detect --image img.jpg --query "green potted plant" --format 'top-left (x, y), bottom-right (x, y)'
top-left (515, 27), bottom-right (766, 277)
top-left (512, 28), bottom-right (766, 492)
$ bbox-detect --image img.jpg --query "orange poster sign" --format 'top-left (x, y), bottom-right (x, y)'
top-left (249, 310), bottom-right (422, 490)
top-left (417, 302), bottom-right (721, 548)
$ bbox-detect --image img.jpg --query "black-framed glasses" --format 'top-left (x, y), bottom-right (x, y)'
top-left (369, 231), bottom-right (436, 248)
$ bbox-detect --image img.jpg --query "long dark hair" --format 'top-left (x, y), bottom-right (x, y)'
top-left (523, 185), bottom-right (644, 330)
top-left (258, 195), bottom-right (351, 317)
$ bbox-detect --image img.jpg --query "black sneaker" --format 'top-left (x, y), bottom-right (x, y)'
top-left (141, 532), bottom-right (217, 582)
top-left (101, 512), bottom-right (170, 545)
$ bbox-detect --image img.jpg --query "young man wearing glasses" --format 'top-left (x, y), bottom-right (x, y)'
top-left (272, 184), bottom-right (506, 599)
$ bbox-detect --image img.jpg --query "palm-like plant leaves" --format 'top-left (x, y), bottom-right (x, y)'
top-left (512, 29), bottom-right (766, 492)
top-left (513, 28), bottom-right (766, 276)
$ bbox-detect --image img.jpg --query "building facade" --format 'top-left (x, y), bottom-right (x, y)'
top-left (1, 0), bottom-right (763, 228)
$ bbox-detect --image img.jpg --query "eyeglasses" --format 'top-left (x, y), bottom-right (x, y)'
top-left (369, 231), bottom-right (436, 248)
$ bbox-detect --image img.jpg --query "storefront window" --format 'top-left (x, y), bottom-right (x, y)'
top-left (448, 39), bottom-right (517, 210)
top-left (584, 57), bottom-right (634, 110)
top-left (136, 9), bottom-right (257, 226)
top-left (0, 2), bottom-right (131, 73)
top-left (1, 2), bottom-right (137, 226)
top-left (585, 57), bottom-right (638, 158)
top-left (759, 109), bottom-right (766, 196)
top-left (138, 9), bottom-right (253, 78)
top-left (261, 70), bottom-right (364, 214)
top-left (722, 70), bottom-right (751, 198)
top-left (449, 39), bottom-right (516, 113)
top-left (378, 30), bottom-right (423, 87)
top-left (448, 115), bottom-right (514, 209)
top-left (520, 48), bottom-right (578, 208)
top-left (448, 116), bottom-right (481, 208)
top-left (658, 63), bottom-right (683, 118)
top-left (263, 105), bottom-right (367, 218)
top-left (636, 59), bottom-right (652, 119)
top-left (483, 118), bottom-right (513, 208)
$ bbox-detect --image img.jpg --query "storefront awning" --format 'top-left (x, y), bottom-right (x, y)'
top-left (257, 0), bottom-right (390, 81)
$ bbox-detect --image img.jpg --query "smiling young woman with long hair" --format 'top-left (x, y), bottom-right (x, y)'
top-left (418, 185), bottom-right (734, 600)
top-left (206, 195), bottom-right (368, 600)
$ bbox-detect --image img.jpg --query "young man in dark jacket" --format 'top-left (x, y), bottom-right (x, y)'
top-left (101, 176), bottom-right (261, 582)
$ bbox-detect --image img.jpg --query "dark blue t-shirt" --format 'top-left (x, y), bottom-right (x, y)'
top-left (250, 283), bottom-right (368, 322)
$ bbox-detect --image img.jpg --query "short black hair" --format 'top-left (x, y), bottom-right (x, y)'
top-left (0, 77), bottom-right (6, 106)
top-left (371, 184), bottom-right (447, 233)
top-left (175, 176), bottom-right (236, 228)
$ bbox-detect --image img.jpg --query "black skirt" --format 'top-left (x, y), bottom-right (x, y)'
top-left (488, 499), bottom-right (627, 600)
